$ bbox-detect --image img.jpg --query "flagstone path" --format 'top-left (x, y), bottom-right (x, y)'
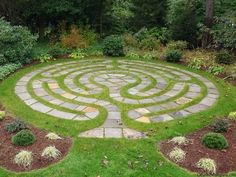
top-left (15, 59), bottom-right (219, 138)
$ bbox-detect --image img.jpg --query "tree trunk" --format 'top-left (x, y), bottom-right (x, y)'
top-left (202, 0), bottom-right (214, 48)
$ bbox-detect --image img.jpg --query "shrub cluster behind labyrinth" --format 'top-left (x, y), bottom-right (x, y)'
top-left (15, 59), bottom-right (219, 138)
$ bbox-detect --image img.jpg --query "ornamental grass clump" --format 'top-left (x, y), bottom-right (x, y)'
top-left (5, 119), bottom-right (27, 133)
top-left (42, 146), bottom-right (61, 160)
top-left (169, 147), bottom-right (186, 162)
top-left (196, 158), bottom-right (217, 174)
top-left (0, 111), bottom-right (6, 121)
top-left (211, 119), bottom-right (229, 133)
top-left (14, 150), bottom-right (33, 168)
top-left (45, 132), bottom-right (62, 140)
top-left (229, 112), bottom-right (236, 120)
top-left (169, 136), bottom-right (189, 145)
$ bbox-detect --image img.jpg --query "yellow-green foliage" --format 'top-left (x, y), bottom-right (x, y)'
top-left (0, 111), bottom-right (6, 121)
top-left (169, 147), bottom-right (186, 162)
top-left (196, 158), bottom-right (216, 174)
top-left (229, 112), bottom-right (236, 119)
top-left (42, 146), bottom-right (61, 160)
top-left (169, 136), bottom-right (189, 145)
top-left (45, 132), bottom-right (62, 140)
top-left (14, 150), bottom-right (33, 168)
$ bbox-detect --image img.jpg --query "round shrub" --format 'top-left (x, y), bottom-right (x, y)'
top-left (211, 119), bottom-right (229, 133)
top-left (0, 18), bottom-right (37, 65)
top-left (165, 50), bottom-right (182, 62)
top-left (202, 133), bottom-right (228, 150)
top-left (102, 35), bottom-right (124, 57)
top-left (215, 50), bottom-right (234, 65)
top-left (139, 36), bottom-right (160, 51)
top-left (12, 130), bottom-right (36, 146)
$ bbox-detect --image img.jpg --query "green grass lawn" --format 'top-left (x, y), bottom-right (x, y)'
top-left (0, 57), bottom-right (236, 177)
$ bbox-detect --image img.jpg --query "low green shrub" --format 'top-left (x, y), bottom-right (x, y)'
top-left (69, 50), bottom-right (87, 59)
top-left (5, 119), bottom-right (27, 133)
top-left (12, 130), bottom-right (36, 146)
top-left (127, 52), bottom-right (140, 60)
top-left (216, 50), bottom-right (234, 65)
top-left (103, 35), bottom-right (124, 57)
top-left (165, 50), bottom-right (182, 62)
top-left (38, 53), bottom-right (54, 63)
top-left (202, 133), bottom-right (228, 150)
top-left (139, 36), bottom-right (160, 51)
top-left (48, 44), bottom-right (68, 58)
top-left (167, 40), bottom-right (188, 51)
top-left (211, 119), bottom-right (229, 133)
top-left (0, 111), bottom-right (6, 121)
top-left (207, 65), bottom-right (224, 75)
top-left (0, 63), bottom-right (22, 80)
top-left (143, 53), bottom-right (155, 60)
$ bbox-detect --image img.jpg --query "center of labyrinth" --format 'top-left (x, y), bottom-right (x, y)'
top-left (15, 59), bottom-right (219, 139)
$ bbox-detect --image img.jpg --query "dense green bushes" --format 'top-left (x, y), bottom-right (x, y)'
top-left (103, 35), bottom-right (124, 57)
top-left (0, 18), bottom-right (37, 65)
top-left (202, 133), bottom-right (228, 150)
top-left (165, 50), bottom-right (182, 62)
top-left (12, 130), bottom-right (36, 146)
top-left (0, 63), bottom-right (22, 80)
top-left (215, 50), bottom-right (234, 65)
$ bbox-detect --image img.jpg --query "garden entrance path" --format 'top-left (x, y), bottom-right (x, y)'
top-left (15, 59), bottom-right (219, 138)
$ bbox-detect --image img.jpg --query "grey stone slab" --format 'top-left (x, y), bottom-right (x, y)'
top-left (60, 102), bottom-right (78, 110)
top-left (24, 99), bottom-right (38, 106)
top-left (151, 114), bottom-right (174, 122)
top-left (107, 112), bottom-right (121, 120)
top-left (86, 111), bottom-right (99, 119)
top-left (79, 128), bottom-right (104, 138)
top-left (146, 105), bottom-right (164, 112)
top-left (17, 92), bottom-right (32, 100)
top-left (30, 102), bottom-right (52, 113)
top-left (105, 128), bottom-right (122, 138)
top-left (128, 110), bottom-right (142, 119)
top-left (15, 86), bottom-right (27, 93)
top-left (48, 109), bottom-right (76, 119)
top-left (199, 97), bottom-right (217, 106)
top-left (102, 119), bottom-right (123, 128)
top-left (123, 128), bottom-right (146, 139)
top-left (185, 104), bottom-right (209, 113)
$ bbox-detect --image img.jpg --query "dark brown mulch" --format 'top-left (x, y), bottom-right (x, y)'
top-left (159, 120), bottom-right (236, 175)
top-left (0, 116), bottom-right (72, 172)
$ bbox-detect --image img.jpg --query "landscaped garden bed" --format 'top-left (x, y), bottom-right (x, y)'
top-left (0, 106), bottom-right (72, 172)
top-left (159, 115), bottom-right (236, 175)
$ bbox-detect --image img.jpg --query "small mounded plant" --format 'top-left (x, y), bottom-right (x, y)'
top-left (196, 158), bottom-right (217, 174)
top-left (169, 136), bottom-right (189, 145)
top-left (215, 50), bottom-right (234, 65)
top-left (46, 132), bottom-right (62, 140)
top-left (103, 35), bottom-right (124, 57)
top-left (38, 53), bottom-right (54, 63)
top-left (167, 40), bottom-right (188, 51)
top-left (12, 130), bottom-right (36, 146)
top-left (143, 53), bottom-right (155, 60)
top-left (169, 147), bottom-right (186, 162)
top-left (5, 119), bottom-right (27, 133)
top-left (127, 52), bottom-right (140, 60)
top-left (14, 150), bottom-right (33, 168)
top-left (229, 112), bottom-right (236, 120)
top-left (69, 50), bottom-right (86, 59)
top-left (0, 111), bottom-right (6, 121)
top-left (42, 146), bottom-right (61, 160)
top-left (165, 50), bottom-right (182, 62)
top-left (211, 119), bottom-right (229, 133)
top-left (202, 132), bottom-right (228, 150)
top-left (139, 36), bottom-right (160, 51)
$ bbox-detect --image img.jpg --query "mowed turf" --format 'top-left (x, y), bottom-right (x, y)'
top-left (0, 58), bottom-right (236, 177)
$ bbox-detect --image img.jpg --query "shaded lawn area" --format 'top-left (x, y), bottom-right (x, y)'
top-left (0, 58), bottom-right (236, 177)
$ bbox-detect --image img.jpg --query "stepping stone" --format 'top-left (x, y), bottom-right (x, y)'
top-left (105, 128), bottom-right (122, 138)
top-left (136, 116), bottom-right (150, 123)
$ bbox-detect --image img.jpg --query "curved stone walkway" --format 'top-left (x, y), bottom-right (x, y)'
top-left (15, 59), bottom-right (219, 138)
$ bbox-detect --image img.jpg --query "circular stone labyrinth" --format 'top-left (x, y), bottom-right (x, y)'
top-left (15, 59), bottom-right (219, 139)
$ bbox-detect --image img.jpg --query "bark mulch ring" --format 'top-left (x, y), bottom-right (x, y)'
top-left (159, 119), bottom-right (236, 175)
top-left (0, 115), bottom-right (72, 172)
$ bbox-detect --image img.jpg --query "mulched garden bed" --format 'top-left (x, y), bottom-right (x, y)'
top-left (159, 120), bottom-right (236, 175)
top-left (0, 115), bottom-right (72, 172)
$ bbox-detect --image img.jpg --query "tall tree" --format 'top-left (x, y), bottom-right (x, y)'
top-left (131, 0), bottom-right (167, 30)
top-left (202, 0), bottom-right (214, 48)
